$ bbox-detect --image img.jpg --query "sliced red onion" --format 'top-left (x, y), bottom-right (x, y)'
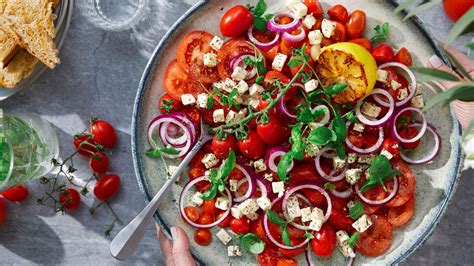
top-left (313, 105), bottom-right (331, 125)
top-left (392, 107), bottom-right (427, 144)
top-left (267, 12), bottom-right (301, 33)
top-left (276, 83), bottom-right (306, 122)
top-left (230, 53), bottom-right (257, 80)
top-left (400, 123), bottom-right (441, 164)
top-left (374, 62), bottom-right (417, 107)
top-left (282, 26), bottom-right (306, 42)
top-left (282, 193), bottom-right (312, 230)
top-left (248, 26), bottom-right (280, 50)
top-left (345, 122), bottom-right (384, 155)
top-left (179, 176), bottom-right (232, 228)
top-left (330, 186), bottom-right (354, 199)
top-left (232, 163), bottom-right (257, 203)
top-left (265, 146), bottom-right (293, 173)
top-left (159, 122), bottom-right (187, 147)
top-left (315, 148), bottom-right (348, 182)
top-left (355, 176), bottom-right (399, 205)
top-left (355, 89), bottom-right (395, 126)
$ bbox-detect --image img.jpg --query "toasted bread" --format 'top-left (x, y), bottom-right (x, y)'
top-left (0, 29), bottom-right (19, 68)
top-left (0, 49), bottom-right (38, 88)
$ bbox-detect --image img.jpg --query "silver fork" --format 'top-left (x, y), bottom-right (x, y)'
top-left (110, 119), bottom-right (213, 260)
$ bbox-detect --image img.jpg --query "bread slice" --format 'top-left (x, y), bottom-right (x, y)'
top-left (0, 29), bottom-right (19, 68)
top-left (0, 49), bottom-right (38, 88)
top-left (0, 0), bottom-right (59, 69)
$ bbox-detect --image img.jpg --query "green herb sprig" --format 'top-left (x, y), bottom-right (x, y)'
top-left (266, 210), bottom-right (293, 246)
top-left (201, 150), bottom-right (236, 200)
top-left (349, 201), bottom-right (364, 219)
top-left (237, 233), bottom-right (266, 254)
top-left (360, 155), bottom-right (400, 192)
top-left (247, 0), bottom-right (274, 32)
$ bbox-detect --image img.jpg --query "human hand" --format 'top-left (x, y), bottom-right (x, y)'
top-left (156, 225), bottom-right (195, 266)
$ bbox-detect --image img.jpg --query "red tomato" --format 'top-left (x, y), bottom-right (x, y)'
top-left (387, 196), bottom-right (415, 227)
top-left (158, 93), bottom-right (182, 114)
top-left (279, 29), bottom-right (305, 54)
top-left (1, 185), bottom-right (29, 202)
top-left (183, 206), bottom-right (200, 223)
top-left (177, 31), bottom-right (220, 84)
top-left (216, 211), bottom-right (232, 227)
top-left (395, 47), bottom-right (413, 66)
top-left (220, 5), bottom-right (253, 37)
top-left (290, 163), bottom-right (321, 183)
top-left (0, 198), bottom-right (6, 224)
top-left (198, 213), bottom-right (215, 225)
top-left (399, 127), bottom-right (421, 149)
top-left (348, 132), bottom-right (364, 148)
top-left (188, 165), bottom-right (210, 192)
top-left (230, 217), bottom-right (250, 234)
top-left (93, 174), bottom-right (121, 201)
top-left (259, 99), bottom-right (279, 118)
top-left (349, 38), bottom-right (372, 52)
top-left (346, 10), bottom-right (366, 39)
top-left (194, 228), bottom-right (212, 246)
top-left (258, 247), bottom-right (279, 266)
top-left (443, 0), bottom-right (473, 21)
top-left (304, 0), bottom-right (324, 16)
top-left (202, 198), bottom-right (217, 215)
top-left (372, 44), bottom-right (395, 64)
top-left (328, 4), bottom-right (349, 23)
top-left (217, 39), bottom-right (255, 80)
top-left (257, 117), bottom-right (284, 145)
top-left (279, 244), bottom-right (306, 257)
top-left (91, 120), bottom-right (117, 149)
top-left (181, 106), bottom-right (201, 125)
top-left (328, 208), bottom-right (354, 232)
top-left (190, 151), bottom-right (205, 168)
top-left (276, 257), bottom-right (298, 266)
top-left (264, 71), bottom-right (291, 86)
top-left (163, 60), bottom-right (203, 101)
top-left (382, 138), bottom-right (400, 160)
top-left (238, 131), bottom-right (266, 160)
top-left (73, 134), bottom-right (97, 157)
top-left (59, 188), bottom-right (81, 211)
top-left (88, 152), bottom-right (109, 174)
top-left (289, 55), bottom-right (314, 77)
top-left (262, 45), bottom-right (279, 61)
top-left (356, 215), bottom-right (393, 257)
top-left (320, 37), bottom-right (336, 48)
top-left (311, 223), bottom-right (337, 257)
top-left (331, 21), bottom-right (347, 42)
top-left (386, 161), bottom-right (416, 207)
top-left (211, 135), bottom-right (237, 159)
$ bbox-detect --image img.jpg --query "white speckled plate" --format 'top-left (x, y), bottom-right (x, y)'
top-left (132, 1), bottom-right (462, 265)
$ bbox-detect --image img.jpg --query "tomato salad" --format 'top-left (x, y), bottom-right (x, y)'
top-left (146, 0), bottom-right (440, 264)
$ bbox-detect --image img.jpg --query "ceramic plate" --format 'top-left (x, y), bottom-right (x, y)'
top-left (132, 0), bottom-right (462, 265)
top-left (0, 0), bottom-right (73, 101)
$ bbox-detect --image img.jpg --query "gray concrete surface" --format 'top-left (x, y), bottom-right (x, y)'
top-left (0, 0), bottom-right (473, 265)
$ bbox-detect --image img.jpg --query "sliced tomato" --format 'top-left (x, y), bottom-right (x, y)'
top-left (163, 60), bottom-right (203, 101)
top-left (177, 31), bottom-right (219, 84)
top-left (328, 208), bottom-right (354, 232)
top-left (356, 214), bottom-right (393, 257)
top-left (386, 161), bottom-right (416, 207)
top-left (217, 39), bottom-right (256, 80)
top-left (387, 196), bottom-right (415, 227)
top-left (276, 257), bottom-right (298, 266)
top-left (258, 247), bottom-right (279, 266)
top-left (262, 45), bottom-right (279, 61)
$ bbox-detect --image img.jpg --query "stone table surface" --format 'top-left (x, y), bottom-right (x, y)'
top-left (1, 0), bottom-right (473, 265)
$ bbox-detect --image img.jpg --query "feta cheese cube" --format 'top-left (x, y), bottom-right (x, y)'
top-left (308, 30), bottom-right (323, 45)
top-left (289, 3), bottom-right (308, 19)
top-left (236, 80), bottom-right (249, 94)
top-left (196, 93), bottom-right (208, 108)
top-left (353, 123), bottom-right (365, 133)
top-left (358, 155), bottom-right (375, 164)
top-left (310, 207), bottom-right (325, 221)
top-left (213, 109), bottom-right (225, 123)
top-left (336, 230), bottom-right (350, 246)
top-left (309, 219), bottom-right (323, 231)
top-left (213, 81), bottom-right (224, 91)
top-left (338, 244), bottom-right (356, 258)
top-left (336, 230), bottom-right (356, 258)
top-left (411, 95), bottom-right (424, 108)
top-left (264, 173), bottom-right (274, 182)
top-left (272, 53), bottom-right (288, 72)
top-left (377, 69), bottom-right (389, 83)
top-left (224, 78), bottom-right (236, 93)
top-left (210, 35), bottom-right (224, 51)
top-left (344, 168), bottom-right (362, 185)
top-left (391, 79), bottom-right (402, 90)
top-left (286, 196), bottom-right (302, 219)
top-left (248, 98), bottom-right (260, 110)
top-left (232, 67), bottom-right (248, 81)
top-left (249, 84), bottom-right (264, 98)
top-left (381, 149), bottom-right (393, 160)
top-left (333, 156), bottom-right (346, 171)
top-left (272, 181), bottom-right (285, 194)
top-left (304, 79), bottom-right (319, 93)
top-left (191, 192), bottom-right (203, 206)
top-left (352, 214), bottom-right (373, 233)
top-left (253, 159), bottom-right (267, 172)
top-left (181, 94), bottom-right (196, 106)
top-left (310, 44), bottom-right (321, 61)
top-left (321, 19), bottom-right (336, 38)
top-left (246, 212), bottom-right (259, 221)
top-left (216, 229), bottom-right (232, 245)
top-left (202, 153), bottom-right (219, 169)
top-left (203, 52), bottom-right (217, 67)
top-left (361, 102), bottom-right (382, 118)
top-left (397, 88), bottom-right (408, 100)
top-left (215, 196), bottom-right (230, 211)
top-left (305, 143), bottom-right (320, 157)
top-left (227, 246), bottom-right (242, 257)
top-left (257, 197), bottom-right (272, 211)
top-left (225, 110), bottom-right (237, 124)
top-left (303, 14), bottom-right (316, 29)
top-left (231, 207), bottom-right (243, 219)
top-left (229, 179), bottom-right (238, 192)
top-left (238, 199), bottom-right (259, 215)
top-left (347, 153), bottom-right (357, 164)
top-left (300, 207), bottom-right (312, 223)
top-left (285, 0), bottom-right (301, 8)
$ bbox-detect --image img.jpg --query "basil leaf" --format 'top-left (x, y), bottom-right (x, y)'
top-left (256, 76), bottom-right (264, 84)
top-left (335, 142), bottom-right (346, 159)
top-left (254, 16), bottom-right (267, 32)
top-left (160, 147), bottom-right (179, 155)
top-left (278, 152), bottom-right (294, 181)
top-left (253, 0), bottom-right (267, 17)
top-left (281, 226), bottom-right (293, 247)
top-left (146, 148), bottom-right (161, 158)
top-left (219, 149), bottom-right (236, 179)
top-left (297, 108), bottom-right (314, 124)
top-left (307, 127), bottom-right (336, 146)
top-left (346, 111), bottom-right (358, 123)
top-left (304, 232), bottom-right (314, 239)
top-left (332, 112), bottom-right (347, 141)
top-left (287, 58), bottom-right (303, 68)
top-left (324, 83), bottom-right (347, 95)
top-left (349, 201), bottom-right (364, 219)
top-left (206, 95), bottom-right (214, 109)
top-left (290, 125), bottom-right (304, 160)
top-left (238, 233), bottom-right (266, 254)
top-left (201, 184), bottom-right (217, 200)
top-left (410, 66), bottom-right (460, 82)
top-left (361, 155), bottom-right (399, 192)
top-left (266, 210), bottom-right (286, 226)
top-left (324, 182), bottom-right (336, 190)
top-left (347, 232), bottom-right (360, 248)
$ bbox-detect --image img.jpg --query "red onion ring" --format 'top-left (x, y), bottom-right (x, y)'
top-left (265, 146), bottom-right (294, 173)
top-left (315, 148), bottom-right (348, 182)
top-left (230, 53), bottom-right (258, 80)
top-left (276, 83), bottom-right (305, 122)
top-left (282, 26), bottom-right (306, 42)
top-left (179, 176), bottom-right (232, 228)
top-left (345, 122), bottom-right (384, 154)
top-left (159, 122), bottom-right (187, 147)
top-left (248, 26), bottom-right (280, 50)
top-left (330, 186), bottom-right (354, 199)
top-left (267, 12), bottom-right (302, 33)
top-left (282, 193), bottom-right (312, 230)
top-left (355, 176), bottom-right (399, 205)
top-left (374, 62), bottom-right (417, 107)
top-left (232, 163), bottom-right (257, 203)
top-left (392, 107), bottom-right (427, 144)
top-left (355, 89), bottom-right (395, 126)
top-left (400, 123), bottom-right (441, 164)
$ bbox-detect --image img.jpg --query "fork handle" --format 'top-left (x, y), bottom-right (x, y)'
top-left (110, 137), bottom-right (208, 260)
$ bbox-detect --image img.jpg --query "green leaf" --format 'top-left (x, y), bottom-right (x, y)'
top-left (394, 0), bottom-right (416, 14)
top-left (324, 182), bottom-right (336, 190)
top-left (219, 149), bottom-right (236, 179)
top-left (287, 58), bottom-right (303, 68)
top-left (281, 226), bottom-right (293, 247)
top-left (467, 42), bottom-right (474, 50)
top-left (238, 233), bottom-right (266, 254)
top-left (254, 17), bottom-right (267, 32)
top-left (201, 184), bottom-right (217, 200)
top-left (324, 83), bottom-right (348, 95)
top-left (160, 147), bottom-right (179, 155)
top-left (256, 76), bottom-right (264, 84)
top-left (206, 95), bottom-right (214, 109)
top-left (410, 66), bottom-right (460, 82)
top-left (446, 7), bottom-right (474, 46)
top-left (347, 232), bottom-right (360, 248)
top-left (266, 210), bottom-right (286, 226)
top-left (346, 111), bottom-right (358, 123)
top-left (146, 148), bottom-right (161, 158)
top-left (361, 155), bottom-right (400, 192)
top-left (443, 48), bottom-right (473, 81)
top-left (371, 22), bottom-right (390, 42)
top-left (307, 127), bottom-right (337, 146)
top-left (278, 152), bottom-right (294, 181)
top-left (403, 0), bottom-right (442, 21)
top-left (297, 108), bottom-right (314, 124)
top-left (349, 201), bottom-right (364, 219)
top-left (304, 232), bottom-right (314, 239)
top-left (423, 82), bottom-right (474, 111)
top-left (253, 0), bottom-right (267, 17)
top-left (335, 142), bottom-right (346, 159)
top-left (332, 112), bottom-right (347, 142)
top-left (290, 125), bottom-right (304, 160)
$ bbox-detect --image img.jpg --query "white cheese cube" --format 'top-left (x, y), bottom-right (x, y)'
top-left (249, 84), bottom-right (264, 98)
top-left (213, 109), bottom-right (225, 123)
top-left (231, 207), bottom-right (243, 219)
top-left (213, 81), bottom-right (224, 90)
top-left (286, 196), bottom-right (302, 219)
top-left (305, 143), bottom-right (320, 157)
top-left (215, 196), bottom-right (230, 211)
top-left (236, 80), bottom-right (249, 94)
top-left (272, 53), bottom-right (288, 72)
top-left (253, 159), bottom-right (267, 172)
top-left (391, 79), bottom-right (402, 90)
top-left (289, 3), bottom-right (308, 19)
top-left (203, 52), bottom-right (217, 68)
top-left (216, 229), bottom-right (232, 245)
top-left (202, 153), bottom-right (219, 169)
top-left (225, 110), bottom-right (237, 124)
top-left (181, 94), bottom-right (196, 106)
top-left (333, 156), bottom-right (346, 171)
top-left (272, 181), bottom-right (285, 194)
top-left (285, 0), bottom-right (301, 8)
top-left (380, 149), bottom-right (393, 160)
top-left (344, 168), bottom-right (362, 185)
top-left (310, 44), bottom-right (321, 61)
top-left (358, 155), bottom-right (375, 164)
top-left (336, 230), bottom-right (350, 246)
top-left (238, 199), bottom-right (259, 215)
top-left (229, 179), bottom-right (238, 192)
top-left (338, 244), bottom-right (356, 258)
top-left (300, 207), bottom-right (313, 223)
top-left (352, 214), bottom-right (373, 233)
top-left (303, 14), bottom-right (316, 29)
top-left (377, 69), bottom-right (389, 83)
top-left (224, 78), bottom-right (236, 93)
top-left (231, 67), bottom-right (248, 81)
top-left (228, 246), bottom-right (242, 257)
top-left (196, 93), bottom-right (208, 108)
top-left (310, 207), bottom-right (325, 222)
top-left (248, 98), bottom-right (260, 110)
top-left (264, 173), bottom-right (274, 182)
top-left (397, 88), bottom-right (408, 100)
top-left (411, 95), bottom-right (424, 108)
top-left (210, 36), bottom-right (224, 51)
top-left (246, 212), bottom-right (259, 221)
top-left (361, 102), bottom-right (382, 118)
top-left (321, 19), bottom-right (336, 38)
top-left (353, 123), bottom-right (365, 133)
top-left (308, 30), bottom-right (323, 45)
top-left (257, 197), bottom-right (272, 211)
top-left (191, 192), bottom-right (203, 206)
top-left (309, 219), bottom-right (323, 231)
top-left (304, 79), bottom-right (319, 93)
top-left (347, 153), bottom-right (357, 164)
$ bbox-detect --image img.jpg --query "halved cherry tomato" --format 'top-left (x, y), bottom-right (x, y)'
top-left (230, 217), bottom-right (250, 234)
top-left (328, 4), bottom-right (349, 23)
top-left (190, 151), bottom-right (205, 168)
top-left (73, 134), bottom-right (97, 157)
top-left (183, 206), bottom-right (200, 223)
top-left (194, 228), bottom-right (212, 246)
top-left (349, 38), bottom-right (372, 52)
top-left (258, 247), bottom-right (279, 266)
top-left (238, 131), bottom-right (266, 160)
top-left (382, 138), bottom-right (400, 160)
top-left (386, 161), bottom-right (416, 207)
top-left (331, 21), bottom-right (347, 42)
top-left (189, 166), bottom-right (210, 192)
top-left (163, 60), bottom-right (203, 101)
top-left (262, 45), bottom-right (279, 61)
top-left (304, 0), bottom-right (324, 17)
top-left (279, 240), bottom-right (306, 257)
top-left (198, 213), bottom-right (215, 225)
top-left (328, 208), bottom-right (354, 232)
top-left (257, 117), bottom-right (284, 145)
top-left (1, 185), bottom-right (29, 202)
top-left (259, 99), bottom-right (280, 118)
top-left (395, 47), bottom-right (413, 66)
top-left (211, 134), bottom-right (237, 159)
top-left (216, 211), bottom-right (232, 227)
top-left (290, 163), bottom-right (321, 183)
top-left (372, 44), bottom-right (395, 64)
top-left (93, 174), bottom-right (121, 201)
top-left (217, 39), bottom-right (255, 80)
top-left (443, 0), bottom-right (474, 22)
top-left (356, 214), bottom-right (393, 257)
top-left (220, 5), bottom-right (253, 37)
top-left (399, 127), bottom-right (421, 149)
top-left (264, 71), bottom-right (291, 87)
top-left (181, 106), bottom-right (201, 125)
top-left (59, 188), bottom-right (81, 211)
top-left (279, 28), bottom-right (305, 54)
top-left (320, 37), bottom-right (336, 48)
top-left (387, 196), bottom-right (415, 227)
top-left (346, 10), bottom-right (366, 39)
top-left (91, 119), bottom-right (117, 149)
top-left (89, 152), bottom-right (109, 174)
top-left (311, 223), bottom-right (337, 257)
top-left (158, 93), bottom-right (182, 114)
top-left (276, 257), bottom-right (298, 266)
top-left (202, 198), bottom-right (217, 215)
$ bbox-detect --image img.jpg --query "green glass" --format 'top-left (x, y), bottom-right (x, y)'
top-left (0, 109), bottom-right (59, 191)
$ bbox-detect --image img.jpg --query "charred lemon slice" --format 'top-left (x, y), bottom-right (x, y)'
top-left (316, 42), bottom-right (377, 104)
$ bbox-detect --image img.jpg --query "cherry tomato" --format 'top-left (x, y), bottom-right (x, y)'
top-left (190, 151), bottom-right (205, 168)
top-left (93, 174), bottom-right (121, 201)
top-left (328, 208), bottom-right (354, 232)
top-left (258, 247), bottom-right (279, 266)
top-left (257, 117), bottom-right (284, 145)
top-left (276, 257), bottom-right (298, 266)
top-left (289, 55), bottom-right (315, 78)
top-left (220, 5), bottom-right (253, 37)
top-left (328, 4), bottom-right (349, 23)
top-left (304, 0), bottom-right (324, 16)
top-left (264, 71), bottom-right (291, 87)
top-left (1, 185), bottom-right (29, 202)
top-left (331, 21), bottom-right (347, 42)
top-left (217, 39), bottom-right (255, 80)
top-left (88, 152), bottom-right (109, 174)
top-left (259, 99), bottom-right (279, 118)
top-left (158, 93), bottom-right (182, 114)
top-left (311, 223), bottom-right (337, 257)
top-left (73, 134), bottom-right (97, 157)
top-left (279, 28), bottom-right (305, 54)
top-left (349, 38), bottom-right (372, 52)
top-left (59, 188), bottom-right (81, 211)
top-left (356, 214), bottom-right (393, 257)
top-left (250, 218), bottom-right (273, 247)
top-left (230, 217), bottom-right (250, 234)
top-left (198, 213), bottom-right (215, 225)
top-left (320, 37), bottom-right (336, 48)
top-left (0, 198), bottom-right (6, 224)
top-left (201, 198), bottom-right (217, 215)
top-left (183, 206), bottom-right (200, 223)
top-left (216, 211), bottom-right (232, 227)
top-left (443, 0), bottom-right (473, 21)
top-left (163, 60), bottom-right (203, 101)
top-left (262, 45), bottom-right (279, 61)
top-left (387, 196), bottom-right (415, 227)
top-left (382, 138), bottom-right (400, 160)
top-left (290, 163), bottom-right (321, 183)
top-left (189, 165), bottom-right (210, 192)
top-left (395, 47), bottom-right (413, 67)
top-left (386, 161), bottom-right (416, 207)
top-left (372, 44), bottom-right (395, 64)
top-left (91, 120), bottom-right (117, 149)
top-left (194, 228), bottom-right (212, 246)
top-left (346, 10), bottom-right (366, 39)
top-left (399, 127), bottom-right (421, 149)
top-left (238, 131), bottom-right (266, 160)
top-left (211, 134), bottom-right (237, 159)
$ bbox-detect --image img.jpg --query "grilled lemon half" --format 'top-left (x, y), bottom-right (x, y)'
top-left (316, 42), bottom-right (377, 104)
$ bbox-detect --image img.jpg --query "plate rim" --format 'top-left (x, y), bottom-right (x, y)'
top-left (131, 1), bottom-right (462, 264)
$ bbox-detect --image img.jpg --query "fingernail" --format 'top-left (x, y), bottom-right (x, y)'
top-left (170, 227), bottom-right (178, 240)
top-left (429, 55), bottom-right (443, 68)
